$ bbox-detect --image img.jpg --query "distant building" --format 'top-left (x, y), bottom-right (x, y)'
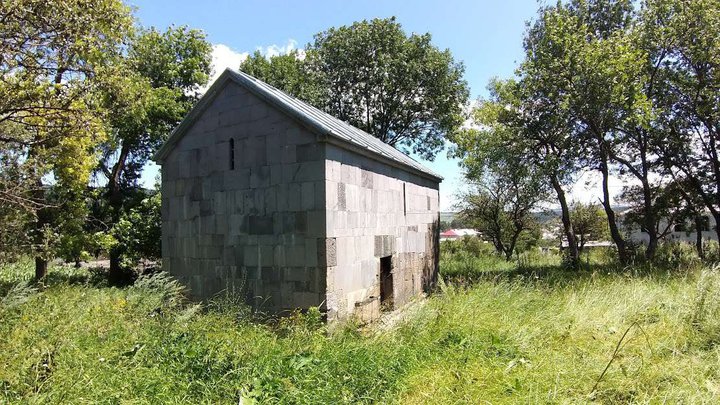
top-left (623, 212), bottom-right (717, 245)
top-left (440, 229), bottom-right (480, 241)
top-left (153, 69), bottom-right (441, 322)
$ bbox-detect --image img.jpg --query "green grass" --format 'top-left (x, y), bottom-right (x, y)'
top-left (1, 250), bottom-right (720, 403)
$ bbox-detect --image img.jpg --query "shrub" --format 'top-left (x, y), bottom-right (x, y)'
top-left (654, 242), bottom-right (702, 270)
top-left (110, 193), bottom-right (161, 271)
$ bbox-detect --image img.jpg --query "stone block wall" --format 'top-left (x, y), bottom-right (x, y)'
top-left (323, 143), bottom-right (440, 322)
top-left (161, 81), bottom-right (327, 312)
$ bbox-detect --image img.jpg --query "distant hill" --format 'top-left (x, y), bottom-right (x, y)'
top-left (442, 206), bottom-right (630, 227)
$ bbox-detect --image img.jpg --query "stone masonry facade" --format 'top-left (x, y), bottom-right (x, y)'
top-left (160, 76), bottom-right (440, 321)
top-left (324, 143), bottom-right (439, 321)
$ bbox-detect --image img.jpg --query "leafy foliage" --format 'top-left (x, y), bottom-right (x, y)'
top-left (110, 192), bottom-right (161, 270)
top-left (96, 24), bottom-right (211, 280)
top-left (460, 166), bottom-right (547, 260)
top-left (0, 0), bottom-right (133, 277)
top-left (570, 202), bottom-right (609, 251)
top-left (457, 0), bottom-right (720, 265)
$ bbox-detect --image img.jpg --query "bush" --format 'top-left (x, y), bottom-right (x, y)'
top-left (703, 240), bottom-right (720, 262)
top-left (653, 242), bottom-right (702, 270)
top-left (110, 193), bottom-right (161, 270)
top-left (440, 237), bottom-right (494, 257)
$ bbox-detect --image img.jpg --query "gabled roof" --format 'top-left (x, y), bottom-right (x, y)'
top-left (153, 68), bottom-right (442, 181)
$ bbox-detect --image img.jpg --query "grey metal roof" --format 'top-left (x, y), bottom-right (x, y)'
top-left (154, 68), bottom-right (442, 181)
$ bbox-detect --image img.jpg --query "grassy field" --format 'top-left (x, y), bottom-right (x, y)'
top-left (1, 244), bottom-right (720, 403)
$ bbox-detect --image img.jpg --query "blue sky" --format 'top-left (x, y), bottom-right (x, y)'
top-left (132, 0), bottom-right (616, 210)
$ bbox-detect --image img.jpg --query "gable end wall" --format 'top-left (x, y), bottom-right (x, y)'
top-left (161, 81), bottom-right (326, 311)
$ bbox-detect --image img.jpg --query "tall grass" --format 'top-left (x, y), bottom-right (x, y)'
top-left (0, 251), bottom-right (719, 403)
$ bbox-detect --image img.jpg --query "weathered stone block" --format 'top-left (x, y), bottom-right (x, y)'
top-left (286, 245), bottom-right (306, 267)
top-left (284, 267), bottom-right (307, 282)
top-left (361, 170), bottom-right (373, 189)
top-left (305, 241), bottom-right (318, 267)
top-left (297, 143), bottom-right (323, 162)
top-left (260, 266), bottom-right (279, 282)
top-left (301, 182), bottom-right (314, 210)
top-left (250, 166), bottom-right (270, 188)
top-left (294, 292), bottom-right (320, 308)
top-left (307, 210), bottom-right (324, 236)
top-left (281, 145), bottom-right (297, 164)
top-left (259, 245), bottom-right (274, 267)
top-left (270, 165), bottom-right (283, 185)
top-left (274, 245), bottom-right (286, 266)
top-left (287, 183), bottom-right (302, 211)
top-left (248, 215), bottom-right (273, 235)
top-left (337, 182), bottom-right (346, 211)
top-left (294, 161), bottom-right (324, 182)
top-left (244, 245), bottom-right (259, 267)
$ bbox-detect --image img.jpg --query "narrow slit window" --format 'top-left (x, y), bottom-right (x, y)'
top-left (403, 183), bottom-right (407, 216)
top-left (229, 138), bottom-right (235, 170)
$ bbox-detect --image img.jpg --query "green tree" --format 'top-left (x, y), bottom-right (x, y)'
top-left (0, 0), bottom-right (133, 278)
top-left (651, 0), bottom-right (720, 242)
top-left (519, 0), bottom-right (658, 264)
top-left (110, 192), bottom-right (161, 274)
top-left (240, 50), bottom-right (317, 102)
top-left (240, 17), bottom-right (469, 161)
top-left (97, 25), bottom-right (212, 280)
top-left (569, 202), bottom-right (609, 252)
top-left (460, 164), bottom-right (548, 261)
top-left (452, 78), bottom-right (585, 269)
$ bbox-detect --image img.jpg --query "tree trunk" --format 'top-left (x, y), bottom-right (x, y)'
top-left (641, 178), bottom-right (658, 260)
top-left (599, 151), bottom-right (629, 264)
top-left (108, 142), bottom-right (130, 209)
top-left (32, 195), bottom-right (51, 280)
top-left (35, 257), bottom-right (48, 280)
top-left (504, 228), bottom-right (522, 261)
top-left (29, 147), bottom-right (51, 280)
top-left (695, 215), bottom-right (705, 260)
top-left (550, 175), bottom-right (579, 270)
top-left (107, 142), bottom-right (130, 280)
top-left (712, 212), bottom-right (720, 250)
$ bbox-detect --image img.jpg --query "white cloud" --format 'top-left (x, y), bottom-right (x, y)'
top-left (257, 39), bottom-right (298, 58)
top-left (202, 39), bottom-right (304, 92)
top-left (208, 44), bottom-right (249, 85)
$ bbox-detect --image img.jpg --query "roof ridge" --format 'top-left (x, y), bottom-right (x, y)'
top-left (228, 69), bottom-right (442, 181)
top-left (154, 68), bottom-right (442, 181)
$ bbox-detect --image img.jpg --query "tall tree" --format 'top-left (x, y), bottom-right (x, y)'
top-left (97, 26), bottom-right (212, 280)
top-left (452, 78), bottom-right (585, 268)
top-left (521, 0), bottom-right (648, 263)
top-left (0, 0), bottom-right (132, 278)
top-left (651, 0), bottom-right (720, 242)
top-left (240, 17), bottom-right (469, 161)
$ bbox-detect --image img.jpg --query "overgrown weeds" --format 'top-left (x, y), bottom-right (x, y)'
top-left (0, 249), bottom-right (719, 403)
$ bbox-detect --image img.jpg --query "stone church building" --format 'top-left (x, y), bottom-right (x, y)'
top-left (153, 69), bottom-right (441, 321)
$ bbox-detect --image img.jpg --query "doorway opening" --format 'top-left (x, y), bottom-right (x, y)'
top-left (380, 256), bottom-right (393, 311)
